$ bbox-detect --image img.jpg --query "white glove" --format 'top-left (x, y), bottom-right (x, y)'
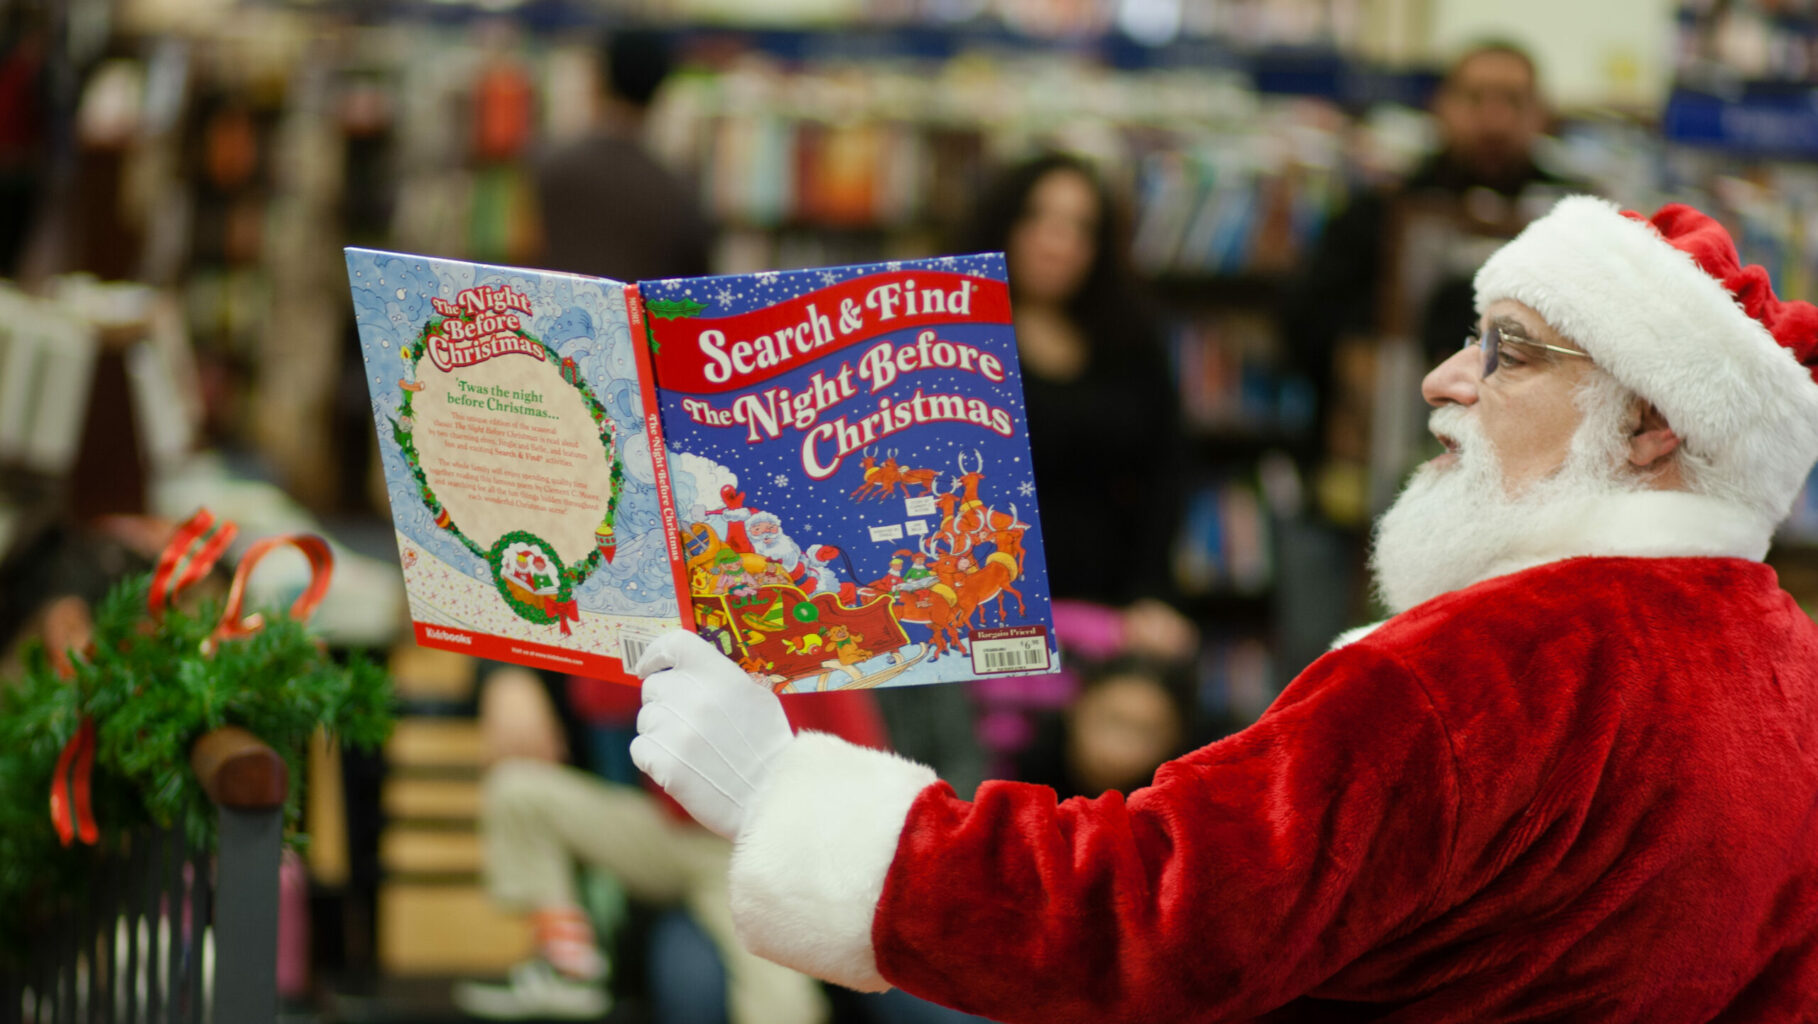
top-left (630, 630), bottom-right (793, 839)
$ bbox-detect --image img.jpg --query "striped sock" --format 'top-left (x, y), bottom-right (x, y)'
top-left (531, 905), bottom-right (607, 982)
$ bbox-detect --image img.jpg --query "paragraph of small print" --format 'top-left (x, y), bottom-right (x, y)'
top-left (970, 626), bottom-right (1052, 675)
top-left (868, 523), bottom-right (905, 542)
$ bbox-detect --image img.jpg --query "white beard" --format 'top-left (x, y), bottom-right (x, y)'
top-left (751, 528), bottom-right (803, 568)
top-left (1371, 388), bottom-right (1640, 615)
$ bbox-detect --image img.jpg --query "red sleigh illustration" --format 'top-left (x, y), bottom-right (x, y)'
top-left (692, 585), bottom-right (915, 693)
top-left (682, 446), bottom-right (1036, 691)
top-left (684, 521), bottom-right (926, 692)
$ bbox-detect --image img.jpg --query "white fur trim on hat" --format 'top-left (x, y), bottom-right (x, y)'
top-left (1474, 194), bottom-right (1818, 527)
top-left (727, 731), bottom-right (937, 993)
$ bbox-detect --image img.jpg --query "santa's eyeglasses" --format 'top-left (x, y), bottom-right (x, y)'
top-left (1464, 323), bottom-right (1591, 378)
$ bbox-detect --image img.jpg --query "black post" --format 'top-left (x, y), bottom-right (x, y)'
top-left (164, 830), bottom-right (184, 1024)
top-left (210, 807), bottom-right (280, 1024)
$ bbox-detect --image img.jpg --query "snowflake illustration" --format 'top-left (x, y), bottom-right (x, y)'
top-left (1018, 480), bottom-right (1035, 497)
top-left (714, 286), bottom-right (736, 306)
top-left (885, 261), bottom-right (902, 272)
top-left (772, 472), bottom-right (790, 488)
top-left (818, 271), bottom-right (839, 286)
top-left (757, 271), bottom-right (780, 285)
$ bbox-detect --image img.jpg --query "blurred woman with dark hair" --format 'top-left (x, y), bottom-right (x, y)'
top-left (960, 152), bottom-right (1195, 658)
top-left (957, 153), bottom-right (1197, 784)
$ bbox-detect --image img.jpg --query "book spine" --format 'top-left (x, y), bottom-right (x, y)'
top-left (626, 283), bottom-right (697, 632)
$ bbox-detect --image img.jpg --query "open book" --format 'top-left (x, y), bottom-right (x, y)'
top-left (347, 250), bottom-right (1058, 692)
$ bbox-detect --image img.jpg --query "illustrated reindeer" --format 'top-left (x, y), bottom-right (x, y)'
top-left (850, 446), bottom-right (891, 501)
top-left (927, 536), bottom-right (1027, 628)
top-left (891, 585), bottom-right (966, 661)
top-left (932, 450), bottom-right (1030, 573)
top-left (889, 540), bottom-right (968, 661)
top-left (850, 446), bottom-right (940, 502)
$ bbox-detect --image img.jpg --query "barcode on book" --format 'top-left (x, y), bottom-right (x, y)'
top-left (619, 631), bottom-right (658, 670)
top-left (969, 627), bottom-right (1052, 675)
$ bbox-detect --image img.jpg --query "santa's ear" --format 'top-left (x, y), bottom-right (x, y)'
top-left (1627, 401), bottom-right (1681, 469)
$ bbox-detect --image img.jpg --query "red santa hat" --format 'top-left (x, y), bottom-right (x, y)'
top-left (1474, 194), bottom-right (1818, 525)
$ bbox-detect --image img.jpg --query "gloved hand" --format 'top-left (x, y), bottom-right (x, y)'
top-left (631, 630), bottom-right (793, 839)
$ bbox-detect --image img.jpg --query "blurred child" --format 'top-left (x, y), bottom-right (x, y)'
top-left (1013, 653), bottom-right (1191, 801)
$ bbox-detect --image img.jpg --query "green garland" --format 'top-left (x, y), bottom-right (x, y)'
top-left (392, 314), bottom-right (624, 621)
top-left (0, 572), bottom-right (393, 956)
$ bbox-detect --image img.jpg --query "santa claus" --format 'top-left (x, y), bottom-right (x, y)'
top-left (701, 488), bottom-right (850, 600)
top-left (630, 198), bottom-right (1818, 1020)
top-left (745, 511), bottom-right (844, 598)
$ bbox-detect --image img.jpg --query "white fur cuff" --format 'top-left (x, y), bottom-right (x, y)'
top-left (728, 731), bottom-right (939, 993)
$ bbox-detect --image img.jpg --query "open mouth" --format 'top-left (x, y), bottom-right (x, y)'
top-left (1436, 434), bottom-right (1461, 455)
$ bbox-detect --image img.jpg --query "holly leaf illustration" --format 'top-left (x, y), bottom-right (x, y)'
top-left (646, 298), bottom-right (707, 320)
top-left (389, 415), bottom-right (410, 448)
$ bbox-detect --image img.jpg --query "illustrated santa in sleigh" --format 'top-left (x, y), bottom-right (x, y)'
top-left (684, 487), bottom-right (915, 692)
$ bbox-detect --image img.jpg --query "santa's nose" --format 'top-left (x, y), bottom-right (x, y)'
top-left (1423, 346), bottom-right (1481, 407)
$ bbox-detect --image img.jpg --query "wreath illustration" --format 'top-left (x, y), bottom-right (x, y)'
top-left (487, 531), bottom-right (578, 632)
top-left (387, 309), bottom-right (626, 631)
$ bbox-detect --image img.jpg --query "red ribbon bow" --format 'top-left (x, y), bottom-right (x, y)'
top-left (49, 717), bottom-right (98, 847)
top-left (48, 509), bottom-right (335, 847)
top-left (551, 597), bottom-right (580, 636)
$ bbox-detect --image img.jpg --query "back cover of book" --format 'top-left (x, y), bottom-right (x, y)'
top-left (639, 253), bottom-right (1059, 692)
top-left (346, 249), bottom-right (689, 682)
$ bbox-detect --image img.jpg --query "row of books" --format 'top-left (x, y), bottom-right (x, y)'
top-left (1174, 476), bottom-right (1273, 598)
top-left (660, 59), bottom-right (1351, 236)
top-left (1676, 1), bottom-right (1818, 84)
top-left (1131, 148), bottom-right (1344, 277)
top-left (697, 114), bottom-right (952, 230)
top-left (1192, 633), bottom-right (1278, 728)
top-left (1674, 157), bottom-right (1818, 305)
top-left (1169, 313), bottom-right (1318, 439)
top-left (268, 0), bottom-right (1375, 52)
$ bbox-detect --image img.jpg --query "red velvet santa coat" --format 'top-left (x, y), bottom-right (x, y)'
top-left (723, 492), bottom-right (1818, 1022)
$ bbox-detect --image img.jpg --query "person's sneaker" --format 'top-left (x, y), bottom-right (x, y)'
top-left (451, 959), bottom-right (611, 1020)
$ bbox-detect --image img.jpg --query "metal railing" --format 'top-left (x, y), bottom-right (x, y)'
top-left (2, 726), bottom-right (286, 1024)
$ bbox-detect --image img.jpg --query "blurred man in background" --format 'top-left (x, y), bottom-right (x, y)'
top-left (1282, 40), bottom-right (1581, 402)
top-left (530, 27), bottom-right (710, 283)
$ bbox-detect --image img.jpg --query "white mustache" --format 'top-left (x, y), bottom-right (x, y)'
top-left (1429, 406), bottom-right (1486, 453)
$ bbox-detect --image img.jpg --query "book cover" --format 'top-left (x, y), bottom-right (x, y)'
top-left (345, 249), bottom-right (690, 683)
top-left (638, 253), bottom-right (1059, 692)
